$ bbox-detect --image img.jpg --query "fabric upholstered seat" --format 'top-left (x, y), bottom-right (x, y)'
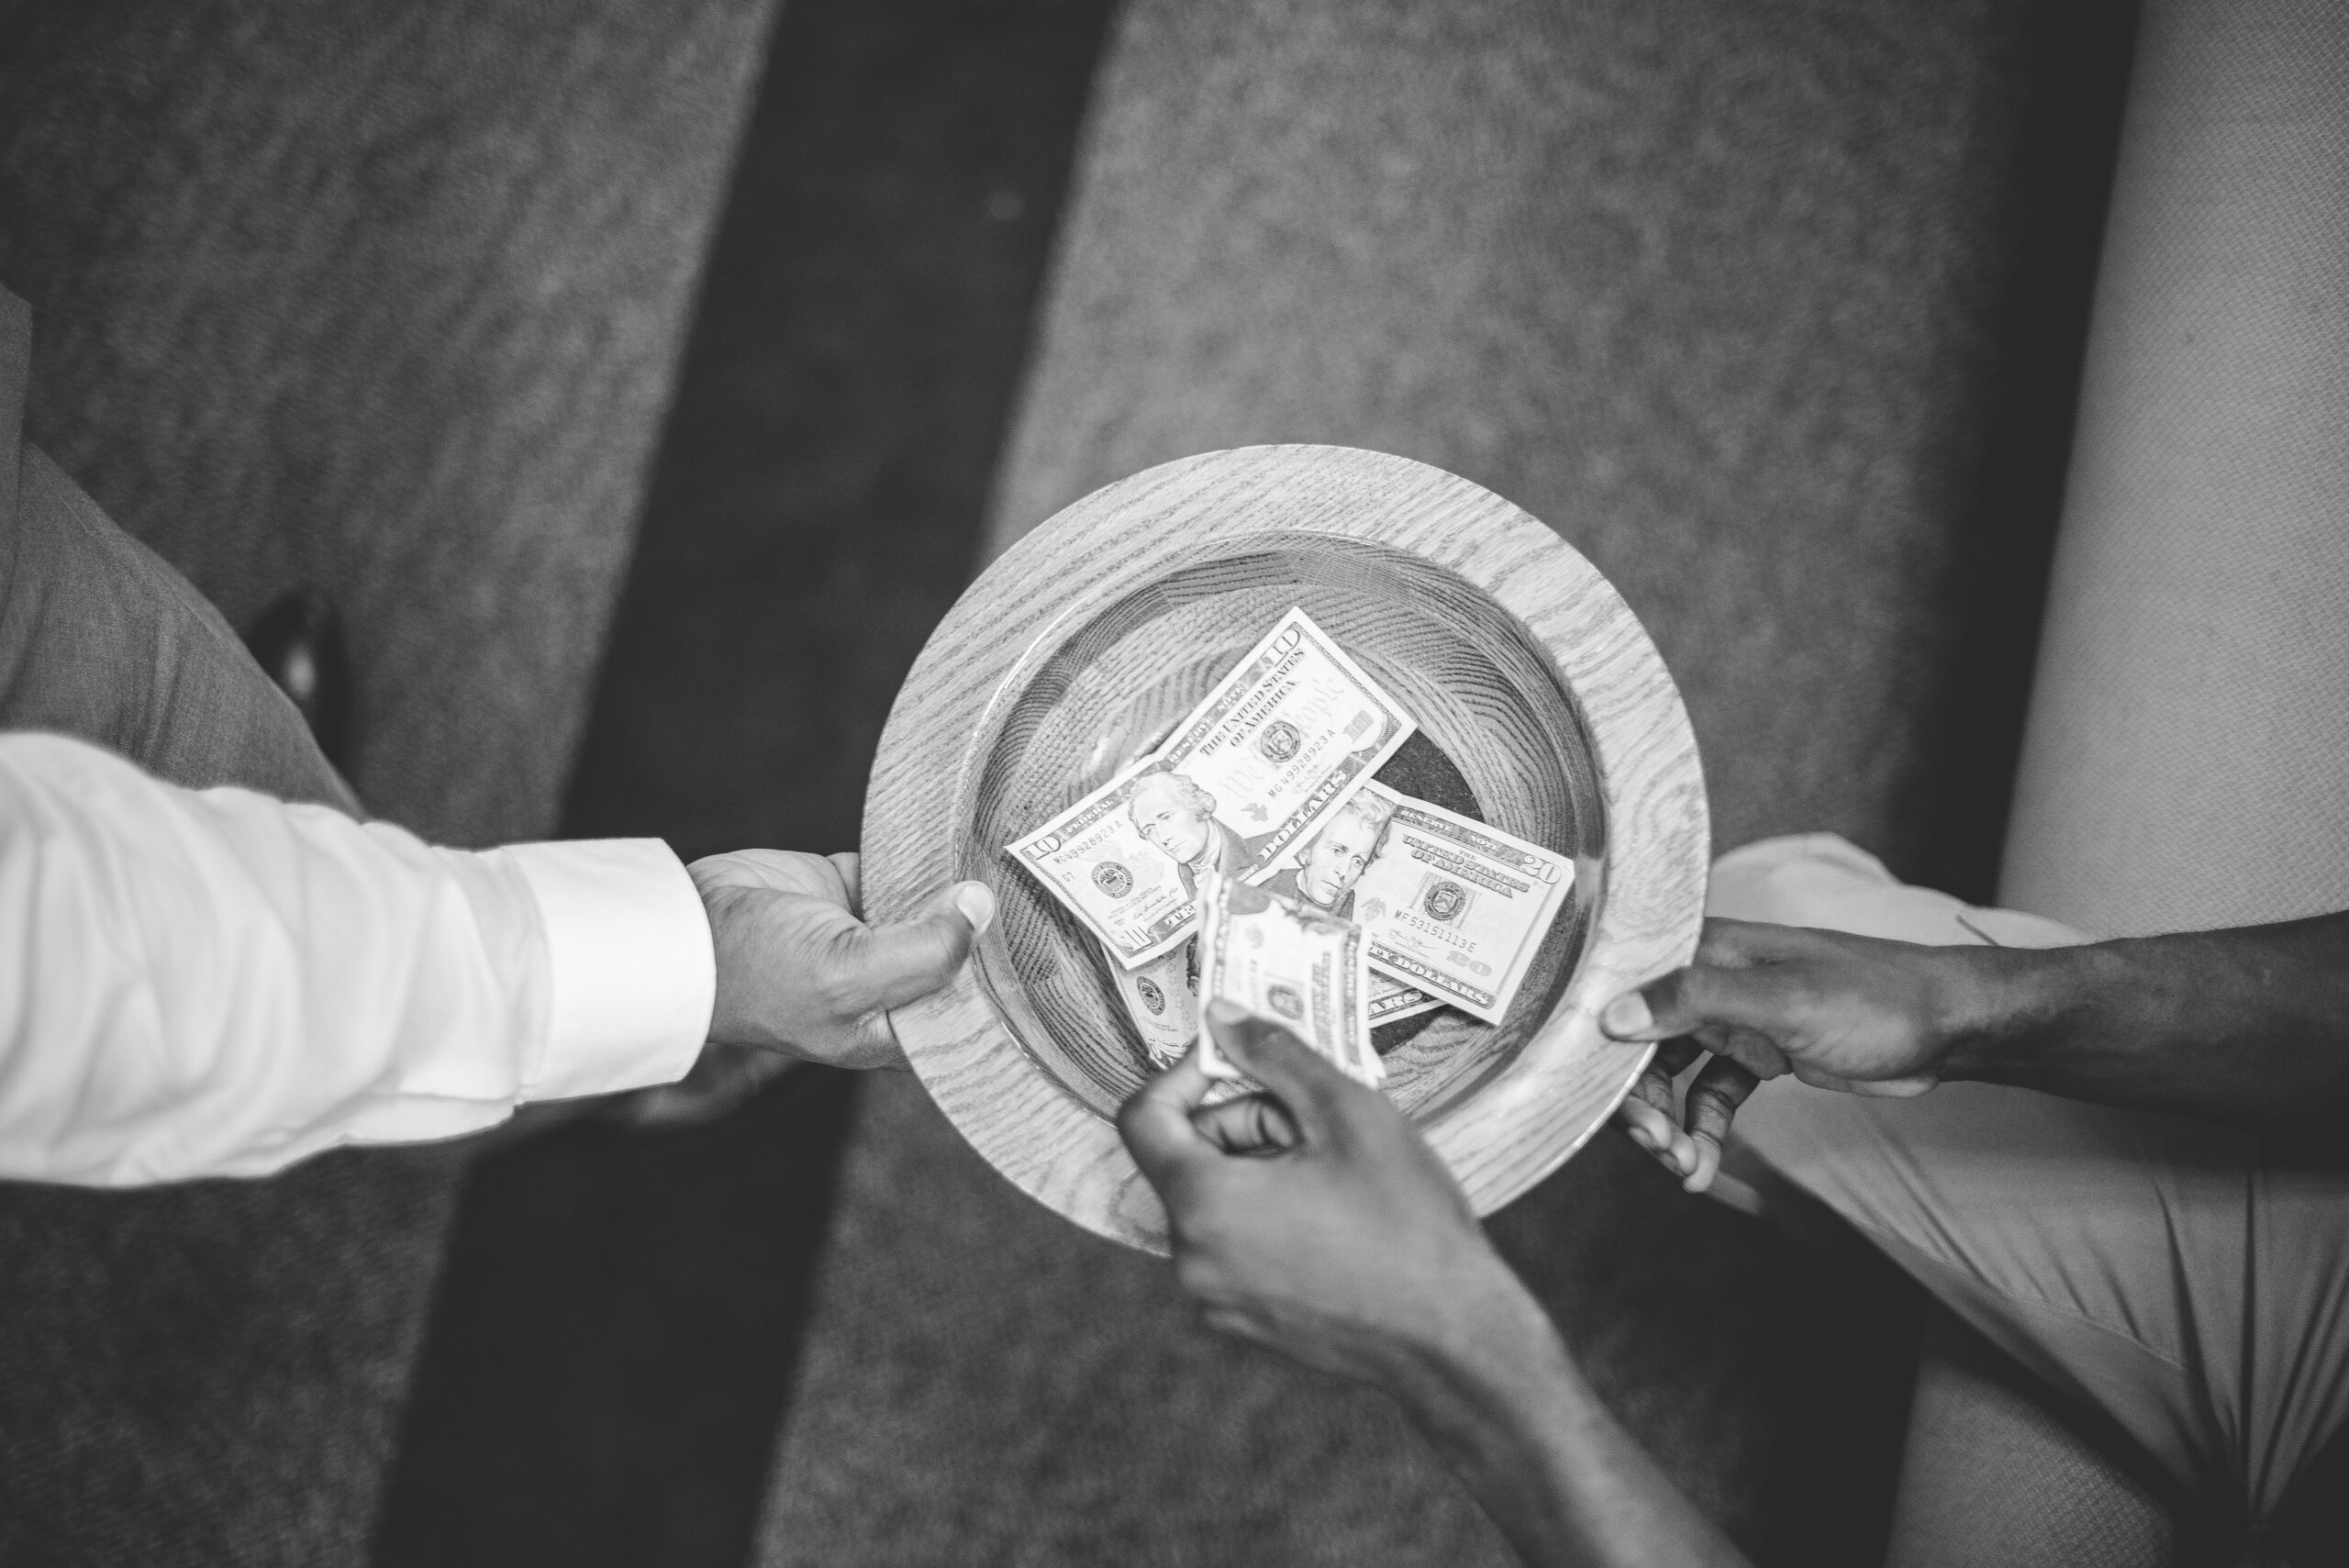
top-left (1883, 2), bottom-right (2349, 1563)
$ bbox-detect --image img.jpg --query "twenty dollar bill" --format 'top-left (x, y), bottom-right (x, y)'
top-left (1344, 782), bottom-right (1574, 1026)
top-left (1370, 971), bottom-right (1443, 1026)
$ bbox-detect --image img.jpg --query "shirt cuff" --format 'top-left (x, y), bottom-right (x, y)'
top-left (503, 839), bottom-right (715, 1100)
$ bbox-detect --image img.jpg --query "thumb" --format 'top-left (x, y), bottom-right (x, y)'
top-left (1203, 1001), bottom-right (1349, 1140)
top-left (847, 880), bottom-right (993, 1010)
top-left (1117, 1045), bottom-right (1219, 1196)
top-left (1599, 963), bottom-right (1803, 1055)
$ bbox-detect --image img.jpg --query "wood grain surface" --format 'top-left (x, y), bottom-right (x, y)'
top-left (863, 445), bottom-right (1707, 1252)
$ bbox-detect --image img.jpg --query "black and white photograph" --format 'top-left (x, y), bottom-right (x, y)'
top-left (2, 2), bottom-right (2343, 1565)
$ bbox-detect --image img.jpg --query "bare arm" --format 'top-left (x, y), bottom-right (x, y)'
top-left (1120, 1004), bottom-right (1747, 1568)
top-left (1945, 914), bottom-right (2349, 1128)
top-left (1604, 913), bottom-right (2349, 1188)
top-left (1391, 1292), bottom-right (1748, 1568)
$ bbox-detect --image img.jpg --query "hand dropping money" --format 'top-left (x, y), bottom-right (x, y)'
top-left (1194, 867), bottom-right (1382, 1088)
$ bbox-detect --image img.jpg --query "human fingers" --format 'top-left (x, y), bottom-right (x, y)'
top-left (1689, 916), bottom-right (1844, 964)
top-left (1616, 1095), bottom-right (1699, 1181)
top-left (1619, 1037), bottom-right (1700, 1177)
top-left (829, 851), bottom-right (863, 910)
top-left (841, 881), bottom-right (995, 1011)
top-left (1190, 1093), bottom-right (1303, 1155)
top-left (1118, 1048), bottom-right (1221, 1192)
top-left (1599, 963), bottom-right (1803, 1066)
top-left (1679, 1054), bottom-right (1761, 1194)
top-left (1631, 1037), bottom-right (1702, 1114)
top-left (689, 847), bottom-right (854, 903)
top-left (1202, 1002), bottom-right (1350, 1140)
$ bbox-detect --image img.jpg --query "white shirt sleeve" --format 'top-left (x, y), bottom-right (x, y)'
top-left (0, 732), bottom-right (714, 1185)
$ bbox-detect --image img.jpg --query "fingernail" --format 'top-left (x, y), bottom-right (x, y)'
top-left (1684, 1140), bottom-right (1722, 1195)
top-left (1205, 999), bottom-right (1247, 1026)
top-left (952, 882), bottom-right (996, 937)
top-left (1601, 991), bottom-right (1653, 1038)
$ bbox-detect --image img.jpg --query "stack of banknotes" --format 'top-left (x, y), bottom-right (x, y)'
top-left (1008, 606), bottom-right (1574, 1091)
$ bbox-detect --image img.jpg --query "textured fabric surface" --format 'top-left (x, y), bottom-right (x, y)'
top-left (1999, 0), bottom-right (2349, 935)
top-left (3, 445), bottom-right (361, 812)
top-left (561, 0), bottom-right (1123, 866)
top-left (768, 1), bottom-right (2128, 1562)
top-left (0, 5), bottom-right (774, 1562)
top-left (0, 0), bottom-right (775, 847)
top-left (1, 284), bottom-right (352, 810)
top-left (0, 1149), bottom-right (471, 1566)
top-left (1887, 1309), bottom-right (2176, 1568)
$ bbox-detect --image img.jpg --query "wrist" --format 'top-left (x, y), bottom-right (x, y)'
top-left (1932, 942), bottom-right (2082, 1085)
top-left (1379, 1262), bottom-right (1582, 1459)
top-left (697, 883), bottom-right (772, 1050)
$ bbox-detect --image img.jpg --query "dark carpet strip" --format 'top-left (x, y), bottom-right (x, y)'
top-left (372, 3), bottom-right (1119, 1563)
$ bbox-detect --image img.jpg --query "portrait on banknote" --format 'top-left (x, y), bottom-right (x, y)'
top-left (1262, 785), bottom-right (1397, 921)
top-left (1346, 784), bottom-right (1574, 1025)
top-left (1007, 606), bottom-right (1417, 969)
top-left (1125, 767), bottom-right (1247, 899)
top-left (1149, 606), bottom-right (1416, 881)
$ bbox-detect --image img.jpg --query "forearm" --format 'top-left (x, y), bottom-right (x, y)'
top-left (1385, 1283), bottom-right (1747, 1568)
top-left (0, 733), bottom-right (709, 1184)
top-left (1944, 912), bottom-right (2349, 1131)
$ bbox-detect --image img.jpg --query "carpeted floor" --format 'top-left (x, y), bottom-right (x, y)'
top-left (0, 6), bottom-right (772, 1562)
top-left (373, 3), bottom-right (1119, 1564)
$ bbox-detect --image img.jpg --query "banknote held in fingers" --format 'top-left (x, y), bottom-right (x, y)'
top-left (1194, 867), bottom-right (1382, 1088)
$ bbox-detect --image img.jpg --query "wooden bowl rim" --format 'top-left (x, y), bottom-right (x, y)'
top-left (863, 444), bottom-right (1708, 1253)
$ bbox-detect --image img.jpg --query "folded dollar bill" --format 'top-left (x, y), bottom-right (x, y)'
top-left (1008, 606), bottom-right (1416, 967)
top-left (1113, 921), bottom-right (1430, 1080)
top-left (1339, 781), bottom-right (1575, 1025)
top-left (1106, 936), bottom-right (1198, 1070)
top-left (1194, 867), bottom-right (1382, 1088)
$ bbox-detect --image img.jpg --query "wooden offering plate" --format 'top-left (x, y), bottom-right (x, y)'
top-left (863, 445), bottom-right (1707, 1253)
